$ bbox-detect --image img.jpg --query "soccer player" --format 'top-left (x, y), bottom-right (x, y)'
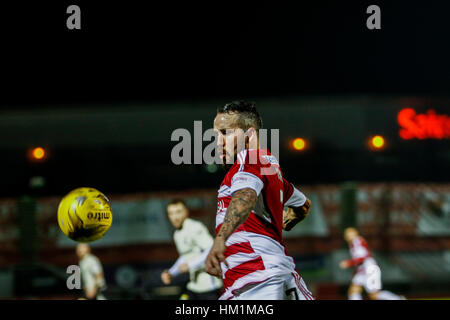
top-left (76, 243), bottom-right (107, 300)
top-left (339, 227), bottom-right (405, 300)
top-left (205, 100), bottom-right (314, 300)
top-left (161, 199), bottom-right (223, 300)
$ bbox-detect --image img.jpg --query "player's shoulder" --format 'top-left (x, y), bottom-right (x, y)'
top-left (83, 253), bottom-right (99, 265)
top-left (233, 149), bottom-right (280, 177)
top-left (183, 218), bottom-right (206, 230)
top-left (237, 149), bottom-right (279, 167)
top-left (223, 149), bottom-right (280, 185)
top-left (354, 236), bottom-right (368, 245)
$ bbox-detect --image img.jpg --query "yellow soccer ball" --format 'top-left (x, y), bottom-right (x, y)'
top-left (57, 187), bottom-right (113, 242)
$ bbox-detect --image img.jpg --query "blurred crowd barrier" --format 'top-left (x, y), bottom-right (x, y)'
top-left (1, 183), bottom-right (449, 299)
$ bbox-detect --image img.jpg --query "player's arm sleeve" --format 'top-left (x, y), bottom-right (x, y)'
top-left (346, 239), bottom-right (371, 266)
top-left (187, 244), bottom-right (212, 272)
top-left (188, 222), bottom-right (215, 271)
top-left (229, 150), bottom-right (267, 196)
top-left (83, 277), bottom-right (96, 291)
top-left (168, 255), bottom-right (187, 277)
top-left (283, 180), bottom-right (307, 208)
top-left (229, 171), bottom-right (264, 196)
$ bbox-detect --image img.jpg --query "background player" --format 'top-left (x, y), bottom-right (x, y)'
top-left (161, 199), bottom-right (223, 299)
top-left (339, 227), bottom-right (406, 300)
top-left (76, 243), bottom-right (107, 300)
top-left (205, 100), bottom-right (314, 300)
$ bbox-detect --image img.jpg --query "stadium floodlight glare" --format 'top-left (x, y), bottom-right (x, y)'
top-left (292, 138), bottom-right (306, 151)
top-left (33, 147), bottom-right (45, 159)
top-left (28, 146), bottom-right (48, 162)
top-left (370, 135), bottom-right (385, 150)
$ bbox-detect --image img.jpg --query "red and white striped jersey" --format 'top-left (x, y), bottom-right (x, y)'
top-left (347, 236), bottom-right (373, 267)
top-left (216, 148), bottom-right (307, 299)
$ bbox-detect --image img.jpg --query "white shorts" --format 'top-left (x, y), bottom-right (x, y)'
top-left (351, 262), bottom-right (382, 293)
top-left (226, 272), bottom-right (314, 300)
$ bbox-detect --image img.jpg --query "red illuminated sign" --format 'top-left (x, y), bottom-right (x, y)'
top-left (397, 108), bottom-right (450, 140)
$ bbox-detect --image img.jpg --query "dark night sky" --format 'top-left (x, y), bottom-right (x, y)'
top-left (0, 0), bottom-right (449, 108)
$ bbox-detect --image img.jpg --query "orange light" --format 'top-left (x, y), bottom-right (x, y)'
top-left (292, 138), bottom-right (306, 151)
top-left (371, 135), bottom-right (385, 149)
top-left (31, 147), bottom-right (46, 160)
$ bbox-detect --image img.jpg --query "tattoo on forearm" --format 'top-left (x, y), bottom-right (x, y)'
top-left (218, 188), bottom-right (257, 240)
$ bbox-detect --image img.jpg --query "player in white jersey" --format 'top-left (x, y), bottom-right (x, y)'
top-left (340, 227), bottom-right (405, 300)
top-left (161, 199), bottom-right (223, 299)
top-left (76, 243), bottom-right (107, 300)
top-left (205, 100), bottom-right (314, 300)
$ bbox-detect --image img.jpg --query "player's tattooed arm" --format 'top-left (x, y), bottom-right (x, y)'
top-left (206, 188), bottom-right (257, 278)
top-left (217, 188), bottom-right (257, 241)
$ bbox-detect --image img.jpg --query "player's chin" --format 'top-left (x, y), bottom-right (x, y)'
top-left (218, 155), bottom-right (233, 169)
